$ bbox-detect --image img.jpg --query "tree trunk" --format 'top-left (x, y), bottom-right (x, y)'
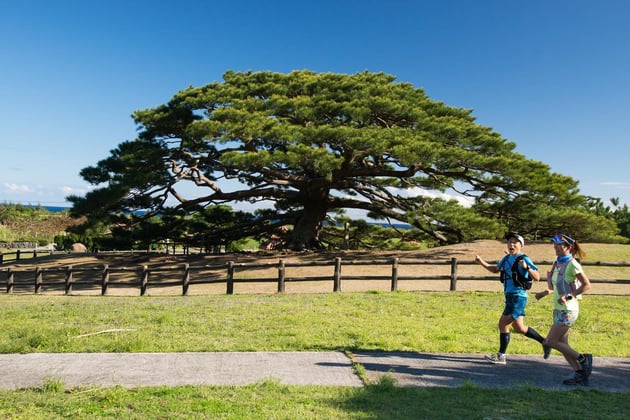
top-left (287, 188), bottom-right (329, 250)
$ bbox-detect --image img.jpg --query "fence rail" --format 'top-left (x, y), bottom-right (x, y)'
top-left (0, 248), bottom-right (183, 264)
top-left (2, 256), bottom-right (630, 296)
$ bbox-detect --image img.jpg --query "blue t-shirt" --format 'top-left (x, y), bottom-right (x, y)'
top-left (497, 254), bottom-right (538, 296)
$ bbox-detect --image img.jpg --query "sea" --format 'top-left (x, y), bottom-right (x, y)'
top-left (36, 205), bottom-right (411, 229)
top-left (44, 206), bottom-right (71, 213)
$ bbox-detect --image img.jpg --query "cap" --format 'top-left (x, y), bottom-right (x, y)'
top-left (506, 232), bottom-right (524, 246)
top-left (551, 233), bottom-right (575, 245)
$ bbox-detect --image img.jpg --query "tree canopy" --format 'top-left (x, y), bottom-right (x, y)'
top-left (68, 70), bottom-right (612, 250)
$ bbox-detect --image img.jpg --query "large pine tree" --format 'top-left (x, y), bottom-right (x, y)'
top-left (69, 70), bottom-right (596, 249)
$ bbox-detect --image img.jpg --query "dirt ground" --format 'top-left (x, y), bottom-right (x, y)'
top-left (3, 240), bottom-right (629, 296)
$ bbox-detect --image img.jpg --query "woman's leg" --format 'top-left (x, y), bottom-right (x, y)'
top-left (545, 323), bottom-right (580, 371)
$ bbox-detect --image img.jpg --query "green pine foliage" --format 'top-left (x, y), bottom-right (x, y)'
top-left (68, 70), bottom-right (607, 250)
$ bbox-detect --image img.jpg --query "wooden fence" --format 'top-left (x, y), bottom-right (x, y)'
top-left (0, 249), bottom-right (55, 263)
top-left (2, 256), bottom-right (630, 296)
top-left (0, 247), bottom-right (188, 264)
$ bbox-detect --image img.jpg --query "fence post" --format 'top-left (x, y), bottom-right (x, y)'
top-left (391, 258), bottom-right (399, 291)
top-left (16, 249), bottom-right (21, 261)
top-left (226, 261), bottom-right (234, 295)
top-left (65, 266), bottom-right (73, 295)
top-left (182, 263), bottom-right (190, 296)
top-left (101, 265), bottom-right (110, 295)
top-left (450, 257), bottom-right (458, 291)
top-left (141, 265), bottom-right (148, 296)
top-left (278, 260), bottom-right (285, 293)
top-left (33, 250), bottom-right (38, 259)
top-left (35, 267), bottom-right (43, 294)
top-left (7, 268), bottom-right (13, 293)
top-left (333, 257), bottom-right (342, 292)
top-left (0, 252), bottom-right (3, 264)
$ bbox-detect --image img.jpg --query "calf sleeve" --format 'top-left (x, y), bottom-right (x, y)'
top-left (499, 332), bottom-right (510, 354)
top-left (525, 327), bottom-right (545, 344)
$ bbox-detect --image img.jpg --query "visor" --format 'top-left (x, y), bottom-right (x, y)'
top-left (551, 233), bottom-right (575, 245)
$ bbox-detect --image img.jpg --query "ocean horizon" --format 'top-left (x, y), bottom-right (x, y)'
top-left (22, 205), bottom-right (412, 229)
top-left (44, 206), bottom-right (71, 213)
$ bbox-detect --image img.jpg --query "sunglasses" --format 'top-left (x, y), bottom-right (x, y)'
top-left (552, 233), bottom-right (575, 245)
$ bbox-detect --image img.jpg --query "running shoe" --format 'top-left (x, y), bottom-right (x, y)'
top-left (580, 354), bottom-right (593, 377)
top-left (543, 345), bottom-right (552, 359)
top-left (562, 371), bottom-right (588, 386)
top-left (484, 352), bottom-right (506, 365)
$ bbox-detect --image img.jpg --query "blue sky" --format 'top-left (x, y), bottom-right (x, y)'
top-left (2, 0), bottom-right (629, 210)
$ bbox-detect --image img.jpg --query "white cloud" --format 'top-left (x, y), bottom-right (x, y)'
top-left (3, 183), bottom-right (35, 193)
top-left (60, 185), bottom-right (92, 196)
top-left (0, 182), bottom-right (96, 206)
top-left (601, 182), bottom-right (630, 189)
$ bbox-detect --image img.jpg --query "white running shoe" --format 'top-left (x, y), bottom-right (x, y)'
top-left (484, 352), bottom-right (506, 365)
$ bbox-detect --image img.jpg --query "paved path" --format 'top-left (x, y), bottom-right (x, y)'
top-left (352, 352), bottom-right (630, 392)
top-left (0, 352), bottom-right (362, 389)
top-left (1, 352), bottom-right (628, 392)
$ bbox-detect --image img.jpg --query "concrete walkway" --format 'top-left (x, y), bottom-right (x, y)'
top-left (1, 352), bottom-right (629, 392)
top-left (353, 352), bottom-right (630, 392)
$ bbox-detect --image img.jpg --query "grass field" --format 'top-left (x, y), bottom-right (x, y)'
top-left (0, 292), bottom-right (627, 355)
top-left (1, 241), bottom-right (629, 418)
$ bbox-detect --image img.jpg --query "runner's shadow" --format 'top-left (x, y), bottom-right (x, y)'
top-left (352, 351), bottom-right (630, 391)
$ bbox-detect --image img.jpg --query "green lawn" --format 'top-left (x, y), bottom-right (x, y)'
top-left (1, 291), bottom-right (629, 418)
top-left (1, 380), bottom-right (628, 419)
top-left (0, 292), bottom-right (626, 356)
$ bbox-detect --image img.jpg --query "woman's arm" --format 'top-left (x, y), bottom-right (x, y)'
top-left (573, 272), bottom-right (591, 296)
top-left (535, 264), bottom-right (555, 300)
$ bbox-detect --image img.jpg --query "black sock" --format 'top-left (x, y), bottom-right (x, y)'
top-left (499, 332), bottom-right (510, 354)
top-left (524, 327), bottom-right (545, 344)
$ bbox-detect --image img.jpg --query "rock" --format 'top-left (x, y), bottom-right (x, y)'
top-left (70, 243), bottom-right (88, 253)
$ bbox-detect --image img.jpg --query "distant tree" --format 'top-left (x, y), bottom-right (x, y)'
top-left (183, 205), bottom-right (261, 252)
top-left (69, 70), bottom-right (593, 250)
top-left (474, 195), bottom-right (623, 243)
top-left (580, 197), bottom-right (630, 242)
top-left (609, 198), bottom-right (630, 239)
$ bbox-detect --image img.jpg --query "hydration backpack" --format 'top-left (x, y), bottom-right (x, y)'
top-left (510, 254), bottom-right (533, 290)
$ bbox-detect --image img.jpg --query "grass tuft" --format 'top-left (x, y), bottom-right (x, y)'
top-left (39, 376), bottom-right (65, 393)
